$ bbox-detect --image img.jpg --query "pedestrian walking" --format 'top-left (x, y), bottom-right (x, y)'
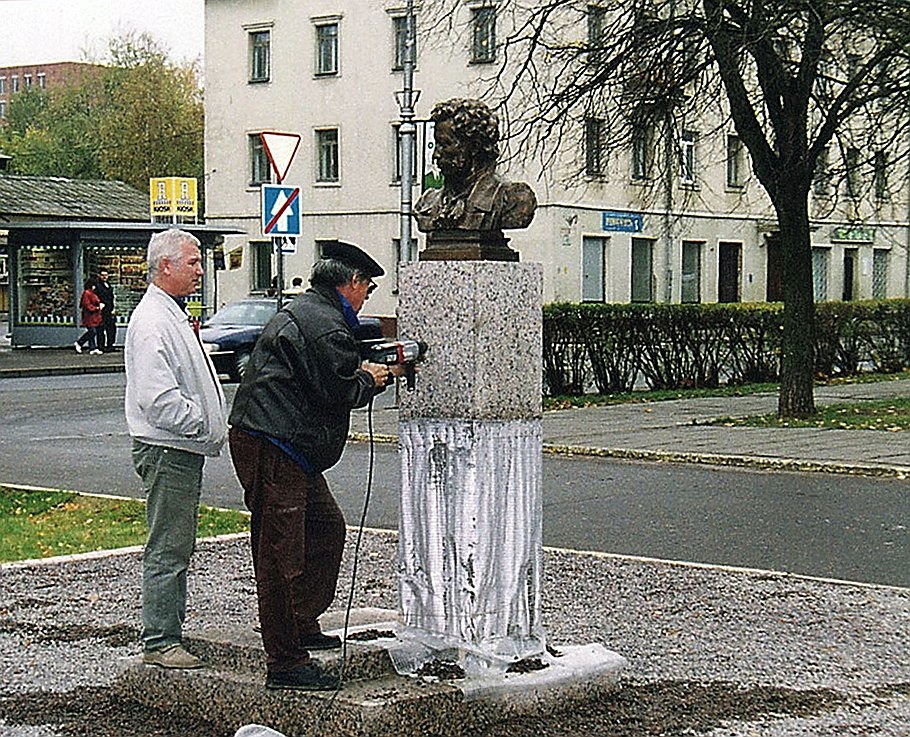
top-left (74, 278), bottom-right (104, 355)
top-left (94, 269), bottom-right (116, 352)
top-left (124, 228), bottom-right (227, 669)
top-left (228, 240), bottom-right (403, 691)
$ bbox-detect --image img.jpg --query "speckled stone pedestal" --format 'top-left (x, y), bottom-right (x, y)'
top-left (397, 261), bottom-right (546, 665)
top-left (114, 610), bottom-right (627, 737)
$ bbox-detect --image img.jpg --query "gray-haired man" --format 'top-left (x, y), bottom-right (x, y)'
top-left (125, 228), bottom-right (227, 668)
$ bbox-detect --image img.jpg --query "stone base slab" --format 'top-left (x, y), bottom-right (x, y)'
top-left (115, 609), bottom-right (626, 737)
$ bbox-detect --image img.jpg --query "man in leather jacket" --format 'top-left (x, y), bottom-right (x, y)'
top-left (228, 240), bottom-right (403, 692)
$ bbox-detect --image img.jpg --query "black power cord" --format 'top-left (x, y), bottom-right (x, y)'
top-left (310, 395), bottom-right (377, 736)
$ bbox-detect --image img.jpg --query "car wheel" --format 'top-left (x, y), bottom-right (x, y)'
top-left (230, 351), bottom-right (251, 382)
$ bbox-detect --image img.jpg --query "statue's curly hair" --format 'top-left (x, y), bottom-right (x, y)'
top-left (430, 98), bottom-right (499, 169)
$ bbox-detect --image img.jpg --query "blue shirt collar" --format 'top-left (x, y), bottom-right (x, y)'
top-left (336, 290), bottom-right (361, 330)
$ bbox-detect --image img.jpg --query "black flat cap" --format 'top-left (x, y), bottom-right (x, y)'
top-left (321, 240), bottom-right (385, 278)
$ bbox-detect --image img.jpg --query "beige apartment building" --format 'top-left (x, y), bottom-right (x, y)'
top-left (203, 1), bottom-right (910, 316)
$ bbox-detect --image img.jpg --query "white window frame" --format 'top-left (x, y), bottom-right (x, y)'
top-left (680, 240), bottom-right (703, 303)
top-left (37, 73), bottom-right (46, 89)
top-left (249, 133), bottom-right (270, 185)
top-left (680, 129), bottom-right (697, 184)
top-left (726, 134), bottom-right (745, 188)
top-left (873, 150), bottom-right (888, 201)
top-left (315, 127), bottom-right (340, 183)
top-left (631, 124), bottom-right (652, 180)
top-left (585, 118), bottom-right (606, 178)
top-left (391, 14), bottom-right (417, 71)
top-left (314, 19), bottom-right (340, 76)
top-left (248, 28), bottom-right (271, 83)
top-left (471, 7), bottom-right (496, 63)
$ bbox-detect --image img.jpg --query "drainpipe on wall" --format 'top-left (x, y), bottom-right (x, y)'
top-left (905, 127), bottom-right (910, 298)
top-left (663, 113), bottom-right (674, 303)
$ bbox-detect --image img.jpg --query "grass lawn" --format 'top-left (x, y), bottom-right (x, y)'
top-left (711, 397), bottom-right (910, 431)
top-left (0, 485), bottom-right (249, 564)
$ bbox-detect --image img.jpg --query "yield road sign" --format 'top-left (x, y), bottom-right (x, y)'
top-left (260, 131), bottom-right (301, 183)
top-left (261, 184), bottom-right (302, 237)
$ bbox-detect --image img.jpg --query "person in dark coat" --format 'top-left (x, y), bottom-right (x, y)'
top-left (94, 269), bottom-right (116, 352)
top-left (228, 240), bottom-right (403, 692)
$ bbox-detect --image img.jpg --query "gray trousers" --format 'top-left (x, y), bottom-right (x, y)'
top-left (132, 440), bottom-right (205, 652)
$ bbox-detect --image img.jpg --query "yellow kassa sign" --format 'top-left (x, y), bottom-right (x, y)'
top-left (149, 177), bottom-right (198, 217)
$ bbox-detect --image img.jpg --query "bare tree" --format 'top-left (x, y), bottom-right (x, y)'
top-left (421, 0), bottom-right (910, 417)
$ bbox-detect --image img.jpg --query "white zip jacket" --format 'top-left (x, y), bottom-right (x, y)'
top-left (124, 283), bottom-right (227, 457)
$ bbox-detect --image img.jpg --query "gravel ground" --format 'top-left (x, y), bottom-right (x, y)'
top-left (0, 532), bottom-right (908, 737)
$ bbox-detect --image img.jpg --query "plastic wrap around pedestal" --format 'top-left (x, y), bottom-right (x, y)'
top-left (398, 417), bottom-right (545, 668)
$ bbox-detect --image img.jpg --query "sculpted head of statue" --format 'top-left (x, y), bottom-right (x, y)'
top-left (414, 98), bottom-right (537, 242)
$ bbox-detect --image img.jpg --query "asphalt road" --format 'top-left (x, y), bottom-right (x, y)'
top-left (0, 374), bottom-right (907, 587)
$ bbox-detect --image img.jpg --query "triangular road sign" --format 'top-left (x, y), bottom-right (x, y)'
top-left (260, 131), bottom-right (301, 183)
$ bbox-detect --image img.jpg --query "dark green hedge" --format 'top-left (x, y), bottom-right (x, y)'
top-left (542, 299), bottom-right (910, 396)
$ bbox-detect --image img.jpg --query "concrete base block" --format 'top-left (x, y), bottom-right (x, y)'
top-left (114, 610), bottom-right (626, 737)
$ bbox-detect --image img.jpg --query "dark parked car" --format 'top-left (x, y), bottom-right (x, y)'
top-left (200, 298), bottom-right (277, 381)
top-left (200, 296), bottom-right (384, 382)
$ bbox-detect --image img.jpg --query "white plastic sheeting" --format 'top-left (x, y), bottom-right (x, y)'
top-left (397, 418), bottom-right (545, 673)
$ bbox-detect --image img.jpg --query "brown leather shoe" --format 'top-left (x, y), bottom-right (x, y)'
top-left (143, 643), bottom-right (203, 669)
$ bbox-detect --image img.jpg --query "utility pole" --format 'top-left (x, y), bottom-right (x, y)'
top-left (397, 0), bottom-right (418, 266)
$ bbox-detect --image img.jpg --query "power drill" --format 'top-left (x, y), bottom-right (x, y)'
top-left (361, 339), bottom-right (427, 390)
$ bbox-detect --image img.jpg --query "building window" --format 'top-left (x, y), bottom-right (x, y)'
top-left (251, 241), bottom-right (273, 292)
top-left (680, 129), bottom-right (697, 184)
top-left (393, 123), bottom-right (417, 183)
top-left (585, 118), bottom-right (606, 178)
top-left (316, 22), bottom-right (339, 75)
top-left (249, 134), bottom-right (270, 185)
top-left (0, 77), bottom-right (6, 94)
top-left (471, 7), bottom-right (496, 63)
top-left (392, 15), bottom-right (416, 71)
top-left (813, 147), bottom-right (831, 196)
top-left (23, 74), bottom-right (32, 89)
top-left (631, 123), bottom-right (652, 180)
top-left (718, 241), bottom-right (741, 302)
top-left (812, 247), bottom-right (829, 302)
top-left (249, 30), bottom-right (271, 83)
top-left (681, 240), bottom-right (702, 303)
top-left (316, 128), bottom-right (339, 182)
top-left (726, 134), bottom-right (745, 188)
top-left (587, 4), bottom-right (606, 58)
top-left (11, 75), bottom-right (19, 93)
top-left (37, 73), bottom-right (46, 89)
top-left (845, 147), bottom-right (861, 198)
top-left (0, 101), bottom-right (6, 119)
top-left (873, 249), bottom-right (889, 300)
top-left (631, 237), bottom-right (654, 303)
top-left (582, 236), bottom-right (608, 302)
top-left (873, 150), bottom-right (888, 201)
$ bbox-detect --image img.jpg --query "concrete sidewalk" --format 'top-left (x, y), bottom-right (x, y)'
top-left (4, 340), bottom-right (910, 476)
top-left (354, 379), bottom-right (910, 477)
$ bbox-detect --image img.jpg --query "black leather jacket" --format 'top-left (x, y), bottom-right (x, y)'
top-left (228, 284), bottom-right (379, 472)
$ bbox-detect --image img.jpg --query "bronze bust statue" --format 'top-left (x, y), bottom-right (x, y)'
top-left (414, 98), bottom-right (536, 261)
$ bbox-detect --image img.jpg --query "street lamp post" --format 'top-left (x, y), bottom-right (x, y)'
top-left (397, 0), bottom-right (418, 266)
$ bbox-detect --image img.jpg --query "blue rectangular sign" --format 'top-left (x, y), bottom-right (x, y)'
top-left (261, 184), bottom-right (302, 237)
top-left (602, 211), bottom-right (644, 233)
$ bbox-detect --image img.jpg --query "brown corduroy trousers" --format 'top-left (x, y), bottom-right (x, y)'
top-left (228, 427), bottom-right (346, 673)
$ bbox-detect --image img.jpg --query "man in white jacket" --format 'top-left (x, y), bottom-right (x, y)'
top-left (125, 228), bottom-right (227, 669)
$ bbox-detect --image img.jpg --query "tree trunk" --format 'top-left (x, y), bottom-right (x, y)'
top-left (776, 195), bottom-right (816, 419)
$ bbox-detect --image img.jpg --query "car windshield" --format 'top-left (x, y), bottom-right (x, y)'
top-left (206, 301), bottom-right (276, 327)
